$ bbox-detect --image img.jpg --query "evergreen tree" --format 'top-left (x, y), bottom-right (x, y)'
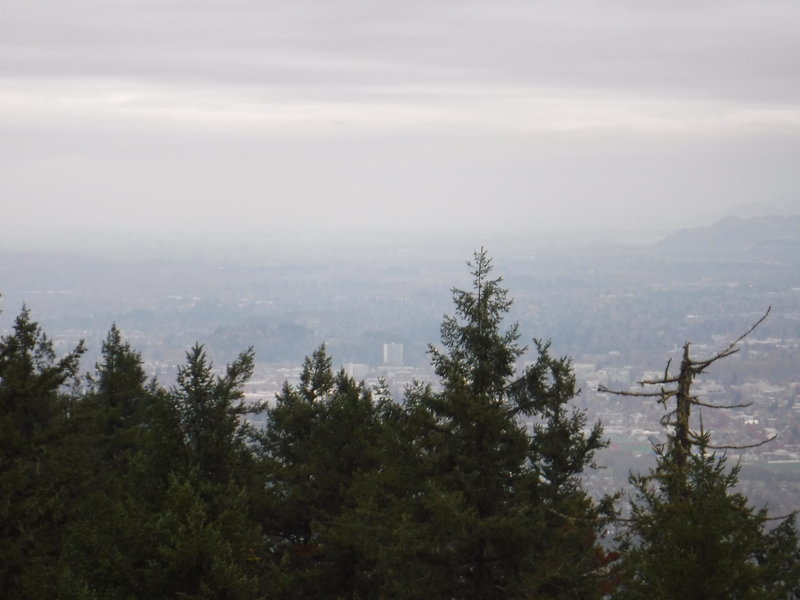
top-left (260, 345), bottom-right (336, 575)
top-left (617, 436), bottom-right (800, 600)
top-left (261, 345), bottom-right (393, 598)
top-left (508, 340), bottom-right (614, 599)
top-left (172, 343), bottom-right (261, 484)
top-left (148, 343), bottom-right (269, 600)
top-left (91, 324), bottom-right (150, 430)
top-left (142, 471), bottom-right (266, 600)
top-left (0, 306), bottom-right (85, 599)
top-left (57, 325), bottom-right (179, 599)
top-left (391, 249), bottom-right (611, 599)
top-left (80, 325), bottom-right (169, 481)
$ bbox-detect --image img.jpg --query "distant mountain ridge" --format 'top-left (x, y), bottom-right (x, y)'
top-left (654, 214), bottom-right (800, 261)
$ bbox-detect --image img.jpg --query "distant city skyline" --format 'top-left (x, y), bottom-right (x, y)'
top-left (2, 1), bottom-right (799, 245)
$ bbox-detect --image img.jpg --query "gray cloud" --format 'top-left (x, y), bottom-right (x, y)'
top-left (4, 1), bottom-right (798, 99)
top-left (1, 0), bottom-right (799, 244)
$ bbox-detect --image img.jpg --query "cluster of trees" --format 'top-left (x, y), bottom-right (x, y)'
top-left (1, 250), bottom-right (798, 599)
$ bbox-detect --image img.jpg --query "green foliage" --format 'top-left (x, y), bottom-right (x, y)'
top-left (172, 343), bottom-right (262, 484)
top-left (0, 317), bottom-right (269, 599)
top-left (515, 339), bottom-right (606, 498)
top-left (261, 344), bottom-right (392, 598)
top-left (0, 306), bottom-right (84, 454)
top-left (0, 306), bottom-right (85, 599)
top-left (392, 250), bottom-right (611, 599)
top-left (143, 473), bottom-right (266, 600)
top-left (616, 435), bottom-right (800, 600)
top-left (3, 250), bottom-right (797, 599)
top-left (54, 325), bottom-right (178, 599)
top-left (157, 343), bottom-right (270, 598)
top-left (430, 249), bottom-right (522, 399)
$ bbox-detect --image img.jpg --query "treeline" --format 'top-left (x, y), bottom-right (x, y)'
top-left (1, 251), bottom-right (798, 599)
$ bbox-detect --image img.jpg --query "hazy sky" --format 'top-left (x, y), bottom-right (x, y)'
top-left (2, 0), bottom-right (799, 245)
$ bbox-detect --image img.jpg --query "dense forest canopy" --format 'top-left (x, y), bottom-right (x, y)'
top-left (1, 250), bottom-right (798, 599)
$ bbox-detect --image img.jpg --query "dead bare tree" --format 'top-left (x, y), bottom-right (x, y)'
top-left (603, 308), bottom-right (800, 599)
top-left (599, 307), bottom-right (774, 477)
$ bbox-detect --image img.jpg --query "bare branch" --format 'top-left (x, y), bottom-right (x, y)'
top-left (727, 305), bottom-right (771, 349)
top-left (597, 384), bottom-right (669, 398)
top-left (693, 399), bottom-right (753, 410)
top-left (691, 347), bottom-right (740, 372)
top-left (704, 434), bottom-right (778, 451)
top-left (640, 376), bottom-right (680, 385)
top-left (689, 306), bottom-right (771, 372)
top-left (760, 511), bottom-right (798, 522)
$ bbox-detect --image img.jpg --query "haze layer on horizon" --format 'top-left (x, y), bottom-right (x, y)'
top-left (2, 1), bottom-right (799, 246)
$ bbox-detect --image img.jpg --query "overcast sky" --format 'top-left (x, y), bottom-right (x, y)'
top-left (2, 0), bottom-right (799, 246)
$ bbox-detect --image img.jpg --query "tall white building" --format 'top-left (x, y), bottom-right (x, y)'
top-left (383, 342), bottom-right (404, 366)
